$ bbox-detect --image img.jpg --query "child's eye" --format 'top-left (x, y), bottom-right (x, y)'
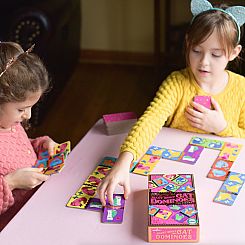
top-left (212, 53), bottom-right (222, 58)
top-left (18, 109), bottom-right (25, 112)
top-left (192, 49), bottom-right (201, 53)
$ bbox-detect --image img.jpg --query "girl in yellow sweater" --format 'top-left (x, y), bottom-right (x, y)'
top-left (98, 0), bottom-right (245, 205)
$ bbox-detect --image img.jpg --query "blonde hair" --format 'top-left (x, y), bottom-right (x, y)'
top-left (0, 42), bottom-right (50, 104)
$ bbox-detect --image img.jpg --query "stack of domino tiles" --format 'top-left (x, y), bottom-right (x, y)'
top-left (103, 112), bottom-right (137, 135)
top-left (34, 141), bottom-right (71, 175)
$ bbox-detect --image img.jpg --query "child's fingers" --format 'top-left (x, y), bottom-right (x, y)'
top-left (98, 183), bottom-right (107, 206)
top-left (25, 168), bottom-right (49, 188)
top-left (47, 147), bottom-right (55, 156)
top-left (191, 101), bottom-right (208, 113)
top-left (25, 167), bottom-right (44, 172)
top-left (185, 111), bottom-right (202, 124)
top-left (47, 141), bottom-right (58, 155)
top-left (211, 97), bottom-right (221, 112)
top-left (123, 183), bottom-right (131, 200)
top-left (31, 168), bottom-right (48, 179)
top-left (35, 173), bottom-right (49, 182)
top-left (42, 138), bottom-right (58, 155)
top-left (185, 106), bottom-right (202, 119)
top-left (106, 182), bottom-right (117, 206)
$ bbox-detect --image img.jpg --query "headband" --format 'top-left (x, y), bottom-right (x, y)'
top-left (0, 44), bottom-right (35, 78)
top-left (191, 0), bottom-right (245, 43)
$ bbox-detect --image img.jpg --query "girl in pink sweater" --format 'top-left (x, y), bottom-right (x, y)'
top-left (0, 42), bottom-right (57, 230)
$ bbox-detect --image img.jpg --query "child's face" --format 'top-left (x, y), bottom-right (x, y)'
top-left (189, 29), bottom-right (234, 86)
top-left (0, 90), bottom-right (42, 130)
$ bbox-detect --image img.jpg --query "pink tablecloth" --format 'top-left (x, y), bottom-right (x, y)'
top-left (0, 119), bottom-right (244, 245)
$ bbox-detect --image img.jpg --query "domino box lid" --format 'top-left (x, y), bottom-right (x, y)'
top-left (103, 112), bottom-right (137, 123)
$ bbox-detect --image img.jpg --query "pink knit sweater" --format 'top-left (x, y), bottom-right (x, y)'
top-left (0, 123), bottom-right (48, 216)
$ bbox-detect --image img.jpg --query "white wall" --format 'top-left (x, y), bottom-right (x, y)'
top-left (81, 0), bottom-right (191, 53)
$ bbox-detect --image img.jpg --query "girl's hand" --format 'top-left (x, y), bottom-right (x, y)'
top-left (4, 167), bottom-right (49, 191)
top-left (98, 152), bottom-right (133, 206)
top-left (185, 97), bottom-right (227, 134)
top-left (42, 138), bottom-right (58, 156)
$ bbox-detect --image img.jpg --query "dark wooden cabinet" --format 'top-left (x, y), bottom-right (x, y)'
top-left (0, 0), bottom-right (81, 125)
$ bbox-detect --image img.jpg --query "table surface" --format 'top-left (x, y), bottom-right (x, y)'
top-left (0, 119), bottom-right (245, 245)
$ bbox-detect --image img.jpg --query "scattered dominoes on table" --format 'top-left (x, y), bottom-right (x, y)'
top-left (207, 142), bottom-right (242, 181)
top-left (66, 156), bottom-right (117, 209)
top-left (132, 154), bottom-right (161, 176)
top-left (103, 111), bottom-right (137, 135)
top-left (131, 136), bottom-right (242, 178)
top-left (34, 141), bottom-right (71, 175)
top-left (66, 156), bottom-right (126, 223)
top-left (131, 137), bottom-right (208, 175)
top-left (214, 172), bottom-right (245, 206)
top-left (130, 135), bottom-right (244, 206)
top-left (67, 133), bottom-right (243, 222)
top-left (207, 158), bottom-right (233, 181)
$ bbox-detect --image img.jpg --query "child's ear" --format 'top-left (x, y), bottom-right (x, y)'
top-left (229, 44), bottom-right (242, 61)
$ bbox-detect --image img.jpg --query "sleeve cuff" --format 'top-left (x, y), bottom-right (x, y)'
top-left (120, 148), bottom-right (138, 162)
top-left (216, 125), bottom-right (232, 137)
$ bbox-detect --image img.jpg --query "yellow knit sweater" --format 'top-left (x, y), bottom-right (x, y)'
top-left (120, 68), bottom-right (245, 160)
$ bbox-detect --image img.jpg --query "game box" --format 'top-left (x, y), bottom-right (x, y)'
top-left (148, 174), bottom-right (199, 243)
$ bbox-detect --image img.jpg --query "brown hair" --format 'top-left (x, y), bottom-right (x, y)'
top-left (185, 4), bottom-right (240, 66)
top-left (0, 42), bottom-right (50, 104)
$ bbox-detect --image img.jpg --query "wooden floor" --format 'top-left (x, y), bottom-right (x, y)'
top-left (29, 62), bottom-right (167, 147)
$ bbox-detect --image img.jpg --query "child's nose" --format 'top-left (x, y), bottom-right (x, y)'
top-left (22, 108), bottom-right (31, 120)
top-left (200, 53), bottom-right (209, 66)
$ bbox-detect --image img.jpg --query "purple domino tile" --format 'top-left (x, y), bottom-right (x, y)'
top-left (102, 194), bottom-right (125, 223)
top-left (102, 206), bottom-right (124, 223)
top-left (184, 144), bottom-right (204, 157)
top-left (86, 198), bottom-right (103, 211)
top-left (179, 144), bottom-right (204, 164)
